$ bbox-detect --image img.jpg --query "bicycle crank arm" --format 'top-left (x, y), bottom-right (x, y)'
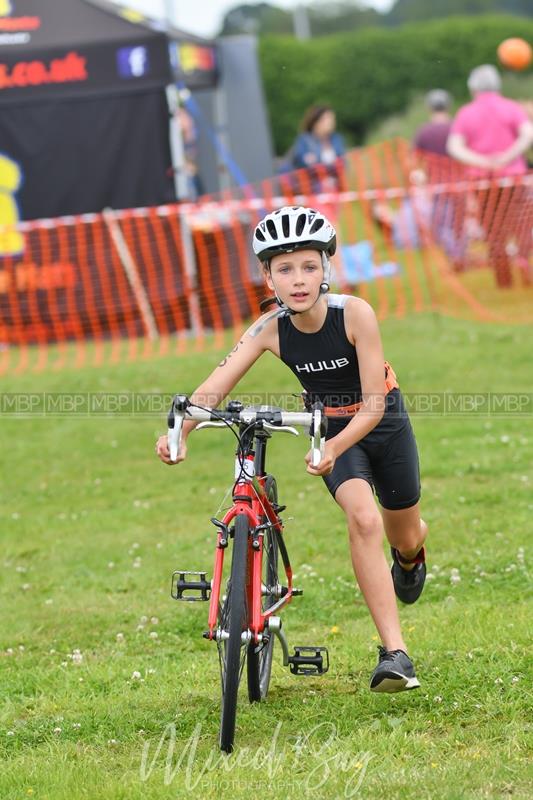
top-left (267, 616), bottom-right (290, 666)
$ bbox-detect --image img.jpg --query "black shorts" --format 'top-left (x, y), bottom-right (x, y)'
top-left (322, 389), bottom-right (421, 511)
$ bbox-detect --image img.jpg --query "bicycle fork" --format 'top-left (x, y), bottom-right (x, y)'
top-left (172, 512), bottom-right (330, 677)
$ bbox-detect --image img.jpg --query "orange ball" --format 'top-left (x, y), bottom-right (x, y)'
top-left (497, 38), bottom-right (532, 71)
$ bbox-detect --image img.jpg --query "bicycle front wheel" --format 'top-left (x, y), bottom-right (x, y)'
top-left (218, 513), bottom-right (249, 753)
top-left (247, 474), bottom-right (279, 702)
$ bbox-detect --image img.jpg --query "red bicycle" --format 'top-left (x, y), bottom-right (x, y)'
top-left (168, 395), bottom-right (330, 753)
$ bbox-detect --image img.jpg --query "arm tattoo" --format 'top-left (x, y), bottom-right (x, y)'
top-left (218, 340), bottom-right (244, 368)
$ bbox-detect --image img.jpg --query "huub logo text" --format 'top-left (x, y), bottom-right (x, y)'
top-left (296, 357), bottom-right (350, 374)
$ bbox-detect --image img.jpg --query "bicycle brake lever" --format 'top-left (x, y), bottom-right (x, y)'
top-left (262, 422), bottom-right (299, 436)
top-left (168, 413), bottom-right (183, 462)
top-left (168, 394), bottom-right (189, 462)
top-left (311, 408), bottom-right (325, 467)
top-left (195, 421), bottom-right (228, 430)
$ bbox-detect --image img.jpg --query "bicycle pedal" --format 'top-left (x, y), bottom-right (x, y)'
top-left (171, 570), bottom-right (211, 601)
top-left (288, 646), bottom-right (329, 676)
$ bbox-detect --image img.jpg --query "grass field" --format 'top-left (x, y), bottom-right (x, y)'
top-left (1, 313), bottom-right (532, 799)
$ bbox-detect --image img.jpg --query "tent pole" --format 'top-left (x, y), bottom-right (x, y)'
top-left (166, 84), bottom-right (190, 200)
top-left (103, 208), bottom-right (159, 341)
top-left (178, 206), bottom-right (202, 337)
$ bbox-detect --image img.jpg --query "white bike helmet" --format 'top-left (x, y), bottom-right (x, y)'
top-left (252, 206), bottom-right (336, 262)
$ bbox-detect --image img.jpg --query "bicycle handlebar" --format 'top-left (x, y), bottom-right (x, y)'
top-left (167, 395), bottom-right (327, 467)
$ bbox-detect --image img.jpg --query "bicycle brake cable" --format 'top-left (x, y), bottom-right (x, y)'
top-left (187, 403), bottom-right (253, 490)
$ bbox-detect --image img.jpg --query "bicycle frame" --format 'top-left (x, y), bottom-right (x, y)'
top-left (206, 426), bottom-right (294, 645)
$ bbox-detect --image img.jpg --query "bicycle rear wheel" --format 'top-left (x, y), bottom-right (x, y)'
top-left (247, 474), bottom-right (279, 702)
top-left (218, 513), bottom-right (249, 753)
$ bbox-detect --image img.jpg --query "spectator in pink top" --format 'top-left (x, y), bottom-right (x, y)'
top-left (447, 65), bottom-right (533, 287)
top-left (447, 64), bottom-right (533, 176)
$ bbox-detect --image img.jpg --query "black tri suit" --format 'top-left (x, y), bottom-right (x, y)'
top-left (278, 294), bottom-right (420, 510)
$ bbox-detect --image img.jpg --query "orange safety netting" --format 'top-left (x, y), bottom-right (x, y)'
top-left (0, 138), bottom-right (531, 374)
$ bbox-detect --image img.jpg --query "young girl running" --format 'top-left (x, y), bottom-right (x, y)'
top-left (156, 206), bottom-right (428, 692)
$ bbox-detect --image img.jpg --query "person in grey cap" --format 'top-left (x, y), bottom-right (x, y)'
top-left (413, 89), bottom-right (453, 157)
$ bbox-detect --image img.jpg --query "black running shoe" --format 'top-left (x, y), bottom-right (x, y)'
top-left (391, 546), bottom-right (426, 604)
top-left (370, 646), bottom-right (421, 693)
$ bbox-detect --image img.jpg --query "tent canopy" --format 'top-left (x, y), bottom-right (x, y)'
top-left (0, 0), bottom-right (172, 103)
top-left (88, 0), bottom-right (219, 90)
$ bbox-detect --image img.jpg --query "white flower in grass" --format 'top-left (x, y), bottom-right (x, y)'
top-left (45, 598), bottom-right (53, 605)
top-left (426, 572), bottom-right (435, 581)
top-left (107, 562), bottom-right (115, 569)
top-left (108, 738), bottom-right (118, 746)
top-left (150, 617), bottom-right (159, 625)
top-left (433, 696), bottom-right (443, 703)
top-left (21, 583), bottom-right (31, 591)
top-left (72, 651), bottom-right (83, 665)
top-left (131, 670), bottom-right (142, 680)
top-left (12, 512), bottom-right (20, 520)
top-left (147, 668), bottom-right (156, 675)
top-left (132, 543), bottom-right (140, 550)
top-left (140, 616), bottom-right (148, 624)
top-left (133, 559), bottom-right (142, 569)
top-left (6, 731), bottom-right (15, 737)
top-left (15, 565), bottom-right (27, 573)
top-left (494, 677), bottom-right (503, 685)
top-left (53, 727), bottom-right (62, 734)
top-left (156, 543), bottom-right (162, 550)
top-left (18, 645), bottom-right (25, 652)
top-left (133, 500), bottom-right (141, 508)
top-left (450, 574), bottom-right (461, 585)
top-left (116, 633), bottom-right (125, 643)
top-left (500, 435), bottom-right (510, 444)
top-left (511, 676), bottom-right (520, 684)
top-left (73, 723), bottom-right (81, 730)
top-left (149, 632), bottom-right (158, 640)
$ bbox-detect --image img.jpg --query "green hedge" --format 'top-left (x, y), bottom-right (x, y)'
top-left (259, 15), bottom-right (533, 154)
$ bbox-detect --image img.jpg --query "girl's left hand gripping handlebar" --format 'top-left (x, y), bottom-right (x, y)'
top-left (168, 395), bottom-right (189, 462)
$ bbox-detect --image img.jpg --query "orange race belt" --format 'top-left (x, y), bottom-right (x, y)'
top-left (322, 361), bottom-right (399, 418)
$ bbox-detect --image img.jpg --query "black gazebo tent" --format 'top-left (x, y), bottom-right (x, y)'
top-left (0, 0), bottom-right (174, 219)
